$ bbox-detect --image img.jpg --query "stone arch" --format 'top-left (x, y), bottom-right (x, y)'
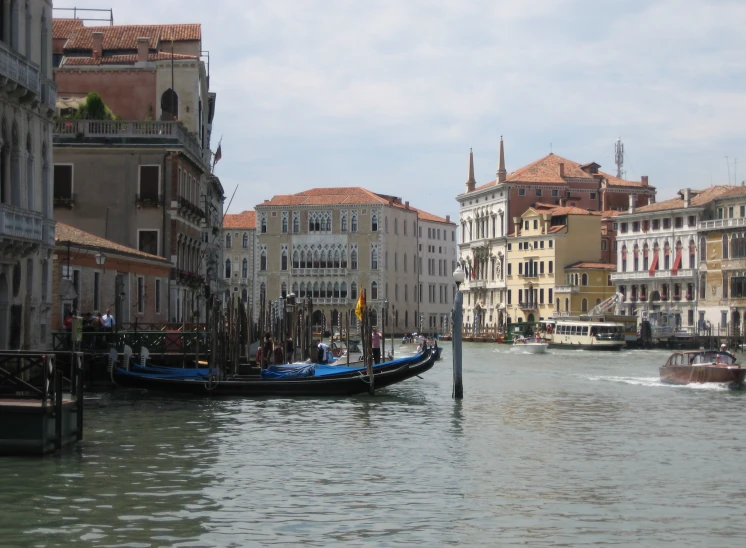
top-left (160, 88), bottom-right (179, 120)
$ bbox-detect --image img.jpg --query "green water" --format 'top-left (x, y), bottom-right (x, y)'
top-left (1, 343), bottom-right (745, 547)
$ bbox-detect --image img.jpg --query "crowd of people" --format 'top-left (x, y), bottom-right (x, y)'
top-left (63, 308), bottom-right (115, 348)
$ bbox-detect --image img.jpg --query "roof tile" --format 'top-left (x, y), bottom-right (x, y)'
top-left (53, 18), bottom-right (84, 40)
top-left (62, 51), bottom-right (198, 66)
top-left (64, 24), bottom-right (200, 51)
top-left (224, 211), bottom-right (256, 229)
top-left (55, 223), bottom-right (170, 262)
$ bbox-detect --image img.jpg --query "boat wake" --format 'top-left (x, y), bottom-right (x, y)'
top-left (589, 375), bottom-right (732, 390)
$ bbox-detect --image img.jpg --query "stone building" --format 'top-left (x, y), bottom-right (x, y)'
top-left (53, 223), bottom-right (172, 329)
top-left (0, 0), bottom-right (56, 349)
top-left (50, 20), bottom-right (221, 323)
top-left (456, 143), bottom-right (509, 332)
top-left (255, 187), bottom-right (450, 336)
top-left (506, 205), bottom-right (602, 323)
top-left (222, 210), bottom-right (255, 306)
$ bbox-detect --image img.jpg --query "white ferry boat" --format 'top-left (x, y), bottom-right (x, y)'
top-left (548, 319), bottom-right (625, 351)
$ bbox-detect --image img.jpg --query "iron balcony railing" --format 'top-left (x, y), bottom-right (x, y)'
top-left (0, 41), bottom-right (41, 100)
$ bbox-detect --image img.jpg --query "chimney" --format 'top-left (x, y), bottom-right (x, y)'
top-left (466, 148), bottom-right (476, 193)
top-left (558, 162), bottom-right (565, 178)
top-left (446, 215), bottom-right (450, 222)
top-left (628, 194), bottom-right (636, 213)
top-left (496, 136), bottom-right (507, 183)
top-left (136, 37), bottom-right (149, 63)
top-left (405, 201), bottom-right (409, 210)
top-left (92, 32), bottom-right (103, 60)
top-left (683, 188), bottom-right (691, 208)
top-left (641, 175), bottom-right (649, 187)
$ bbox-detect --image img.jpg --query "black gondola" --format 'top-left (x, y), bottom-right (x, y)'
top-left (112, 349), bottom-right (435, 397)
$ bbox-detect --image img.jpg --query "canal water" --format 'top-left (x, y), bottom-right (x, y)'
top-left (2, 343), bottom-right (746, 547)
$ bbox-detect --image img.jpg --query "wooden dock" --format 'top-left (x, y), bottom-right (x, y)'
top-left (0, 352), bottom-right (84, 456)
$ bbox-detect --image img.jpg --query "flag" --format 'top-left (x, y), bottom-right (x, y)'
top-left (214, 144), bottom-right (222, 165)
top-left (354, 289), bottom-right (366, 321)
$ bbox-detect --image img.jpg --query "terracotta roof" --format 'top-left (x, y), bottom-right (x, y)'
top-left (711, 186), bottom-right (746, 201)
top-left (530, 204), bottom-right (598, 216)
top-left (53, 19), bottom-right (84, 40)
top-left (601, 210), bottom-right (624, 219)
top-left (62, 52), bottom-right (198, 66)
top-left (565, 261), bottom-right (615, 270)
top-left (508, 224), bottom-right (566, 237)
top-left (622, 186), bottom-right (740, 215)
top-left (55, 223), bottom-right (170, 263)
top-left (64, 24), bottom-right (201, 51)
top-left (224, 210), bottom-right (256, 229)
top-left (414, 209), bottom-right (454, 225)
top-left (260, 187), bottom-right (391, 207)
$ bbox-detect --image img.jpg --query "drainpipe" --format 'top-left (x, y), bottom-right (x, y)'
top-left (163, 152), bottom-right (171, 323)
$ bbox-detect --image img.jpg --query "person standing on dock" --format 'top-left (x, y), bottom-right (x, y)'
top-left (262, 333), bottom-right (273, 370)
top-left (371, 326), bottom-right (382, 364)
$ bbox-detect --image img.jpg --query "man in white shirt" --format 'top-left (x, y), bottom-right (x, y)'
top-left (316, 341), bottom-right (331, 364)
top-left (101, 308), bottom-right (115, 332)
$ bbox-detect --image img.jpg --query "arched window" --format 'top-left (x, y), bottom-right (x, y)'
top-left (371, 249), bottom-right (378, 269)
top-left (293, 214), bottom-right (300, 233)
top-left (242, 288), bottom-right (248, 302)
top-left (341, 249), bottom-right (347, 268)
top-left (299, 282), bottom-right (306, 298)
top-left (394, 218), bottom-right (398, 234)
top-left (282, 216), bottom-right (288, 233)
top-left (723, 234), bottom-right (729, 259)
top-left (405, 310), bottom-right (409, 327)
top-left (404, 253), bottom-right (407, 272)
top-left (313, 282), bottom-right (320, 298)
top-left (372, 213), bottom-right (378, 231)
top-left (333, 282), bottom-right (340, 298)
top-left (341, 214), bottom-right (348, 232)
top-left (581, 273), bottom-right (588, 286)
top-left (225, 233), bottom-right (232, 248)
top-left (395, 283), bottom-right (399, 300)
top-left (292, 282), bottom-right (299, 295)
top-left (320, 250), bottom-right (327, 269)
top-left (581, 298), bottom-right (588, 312)
top-left (225, 259), bottom-right (231, 279)
top-left (260, 282), bottom-right (266, 301)
top-left (242, 258), bottom-right (248, 278)
top-left (371, 281), bottom-right (378, 300)
top-left (281, 249), bottom-right (288, 270)
top-left (160, 88), bottom-right (179, 120)
top-left (260, 249), bottom-right (267, 271)
top-left (633, 244), bottom-right (639, 271)
top-left (643, 243), bottom-right (650, 271)
top-left (313, 249), bottom-right (320, 268)
top-left (325, 215), bottom-right (331, 231)
top-left (242, 232), bottom-right (249, 248)
top-left (351, 213), bottom-right (358, 232)
top-left (334, 249), bottom-right (340, 268)
top-left (281, 282), bottom-right (287, 298)
top-left (341, 282), bottom-right (347, 298)
top-left (351, 250), bottom-right (358, 270)
top-left (350, 282), bottom-right (358, 299)
top-left (370, 308), bottom-right (377, 326)
top-left (699, 237), bottom-right (706, 261)
top-left (564, 298), bottom-right (569, 312)
top-left (293, 250), bottom-right (299, 268)
top-left (261, 216), bottom-right (267, 233)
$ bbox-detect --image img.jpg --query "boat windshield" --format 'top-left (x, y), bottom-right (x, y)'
top-left (691, 352), bottom-right (736, 365)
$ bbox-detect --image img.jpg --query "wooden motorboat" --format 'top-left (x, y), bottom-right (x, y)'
top-left (511, 336), bottom-right (549, 354)
top-left (111, 348), bottom-right (435, 396)
top-left (659, 350), bottom-right (746, 388)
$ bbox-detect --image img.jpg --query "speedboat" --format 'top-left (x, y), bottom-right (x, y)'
top-left (511, 336), bottom-right (549, 354)
top-left (660, 350), bottom-right (746, 389)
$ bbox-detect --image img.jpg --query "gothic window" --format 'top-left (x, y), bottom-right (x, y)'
top-left (281, 282), bottom-right (287, 298)
top-left (371, 248), bottom-right (378, 270)
top-left (293, 250), bottom-right (299, 268)
top-left (351, 282), bottom-right (358, 299)
top-left (351, 250), bottom-right (358, 270)
top-left (242, 232), bottom-right (248, 248)
top-left (225, 259), bottom-right (231, 279)
top-left (371, 281), bottom-right (378, 300)
top-left (293, 282), bottom-right (299, 295)
top-left (341, 249), bottom-right (348, 268)
top-left (320, 250), bottom-right (327, 268)
top-left (351, 212), bottom-right (358, 232)
top-left (226, 233), bottom-right (232, 248)
top-left (293, 212), bottom-right (300, 233)
top-left (242, 258), bottom-right (248, 278)
top-left (341, 211), bottom-right (348, 232)
top-left (334, 249), bottom-right (340, 268)
top-left (372, 213), bottom-right (378, 231)
top-left (260, 249), bottom-right (267, 271)
top-left (261, 215), bottom-right (267, 234)
top-left (281, 249), bottom-right (288, 270)
top-left (333, 282), bottom-right (340, 298)
top-left (341, 282), bottom-right (347, 298)
top-left (282, 213), bottom-right (288, 233)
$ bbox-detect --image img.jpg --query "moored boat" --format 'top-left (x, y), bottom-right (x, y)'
top-left (659, 350), bottom-right (746, 388)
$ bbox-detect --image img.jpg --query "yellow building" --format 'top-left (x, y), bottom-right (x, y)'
top-left (506, 205), bottom-right (602, 323)
top-left (556, 262), bottom-right (616, 315)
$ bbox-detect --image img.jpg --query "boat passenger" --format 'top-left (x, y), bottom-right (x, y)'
top-left (720, 343), bottom-right (736, 361)
top-left (262, 333), bottom-right (273, 370)
top-left (317, 341), bottom-right (332, 364)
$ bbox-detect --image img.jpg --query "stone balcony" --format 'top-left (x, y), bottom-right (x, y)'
top-left (0, 204), bottom-right (44, 257)
top-left (291, 267), bottom-right (348, 277)
top-left (41, 78), bottom-right (56, 116)
top-left (54, 120), bottom-right (209, 172)
top-left (307, 297), bottom-right (349, 306)
top-left (610, 269), bottom-right (694, 281)
top-left (699, 217), bottom-right (746, 231)
top-left (554, 285), bottom-right (579, 294)
top-left (0, 42), bottom-right (41, 103)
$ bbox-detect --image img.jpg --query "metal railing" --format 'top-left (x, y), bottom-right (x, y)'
top-left (0, 41), bottom-right (41, 98)
top-left (611, 269), bottom-right (695, 281)
top-left (41, 78), bottom-right (57, 112)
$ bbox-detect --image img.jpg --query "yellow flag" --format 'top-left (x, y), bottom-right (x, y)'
top-left (354, 289), bottom-right (366, 321)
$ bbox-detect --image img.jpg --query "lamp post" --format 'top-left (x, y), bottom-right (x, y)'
top-left (452, 264), bottom-right (465, 399)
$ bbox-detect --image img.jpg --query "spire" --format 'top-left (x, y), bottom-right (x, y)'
top-left (466, 148), bottom-right (476, 193)
top-left (497, 135), bottom-right (506, 183)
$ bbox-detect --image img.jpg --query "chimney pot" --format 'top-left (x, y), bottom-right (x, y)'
top-left (446, 215), bottom-right (450, 222)
top-left (92, 32), bottom-right (103, 60)
top-left (629, 194), bottom-right (636, 213)
top-left (558, 163), bottom-right (565, 178)
top-left (136, 37), bottom-right (149, 63)
top-left (405, 201), bottom-right (409, 209)
top-left (641, 175), bottom-right (649, 187)
top-left (683, 188), bottom-right (691, 208)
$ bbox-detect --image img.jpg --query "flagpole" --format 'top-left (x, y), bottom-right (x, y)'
top-left (170, 35), bottom-right (175, 119)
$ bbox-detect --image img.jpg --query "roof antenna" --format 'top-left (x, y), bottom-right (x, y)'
top-left (726, 156), bottom-right (731, 184)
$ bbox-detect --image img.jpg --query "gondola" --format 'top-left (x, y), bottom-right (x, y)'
top-left (111, 348), bottom-right (435, 396)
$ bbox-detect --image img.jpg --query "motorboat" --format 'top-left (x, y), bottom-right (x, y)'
top-left (660, 350), bottom-right (746, 389)
top-left (511, 336), bottom-right (549, 354)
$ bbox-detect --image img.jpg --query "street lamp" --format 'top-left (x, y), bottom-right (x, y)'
top-left (95, 252), bottom-right (106, 266)
top-left (452, 264), bottom-right (465, 399)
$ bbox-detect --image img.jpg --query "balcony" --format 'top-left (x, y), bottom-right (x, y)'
top-left (610, 269), bottom-right (694, 281)
top-left (291, 267), bottom-right (348, 277)
top-left (54, 120), bottom-right (208, 171)
top-left (41, 78), bottom-right (56, 116)
top-left (176, 269), bottom-right (205, 288)
top-left (136, 194), bottom-right (164, 208)
top-left (699, 217), bottom-right (746, 231)
top-left (307, 297), bottom-right (349, 306)
top-left (519, 301), bottom-right (538, 310)
top-left (467, 278), bottom-right (486, 289)
top-left (53, 194), bottom-right (76, 209)
top-left (0, 204), bottom-right (44, 256)
top-left (554, 285), bottom-right (579, 294)
top-left (0, 41), bottom-right (41, 103)
top-left (177, 196), bottom-right (205, 219)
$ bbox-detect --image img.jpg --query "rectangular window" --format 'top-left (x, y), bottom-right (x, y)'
top-left (540, 240), bottom-right (544, 249)
top-left (612, 222), bottom-right (618, 231)
top-left (741, 206), bottom-right (746, 218)
top-left (718, 208), bottom-right (724, 219)
top-left (549, 261), bottom-right (553, 274)
top-left (620, 222), bottom-right (628, 233)
top-left (137, 276), bottom-right (145, 313)
top-left (675, 217), bottom-right (683, 228)
top-left (53, 165), bottom-right (73, 200)
top-left (508, 263), bottom-right (512, 276)
top-left (518, 188), bottom-right (526, 196)
top-left (729, 207), bottom-right (734, 218)
top-left (551, 189), bottom-right (559, 197)
top-left (93, 271), bottom-right (100, 310)
top-left (139, 165), bottom-right (160, 201)
top-left (549, 240), bottom-right (553, 248)
top-left (507, 290), bottom-right (512, 305)
top-left (155, 279), bottom-right (162, 314)
top-left (652, 219), bottom-right (660, 230)
top-left (633, 221), bottom-right (640, 232)
top-left (601, 240), bottom-right (607, 251)
top-left (138, 230), bottom-right (159, 256)
top-left (535, 189), bottom-right (542, 196)
top-left (663, 218), bottom-right (671, 229)
top-left (548, 288), bottom-right (553, 303)
top-left (590, 192), bottom-right (596, 200)
top-left (518, 263), bottom-right (523, 276)
top-left (540, 288), bottom-right (545, 304)
top-left (540, 261), bottom-right (545, 274)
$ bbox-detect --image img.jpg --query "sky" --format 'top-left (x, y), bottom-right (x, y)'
top-left (56, 0), bottom-right (746, 221)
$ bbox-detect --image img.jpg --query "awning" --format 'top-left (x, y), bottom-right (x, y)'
top-left (672, 249), bottom-right (682, 275)
top-left (649, 254), bottom-right (659, 276)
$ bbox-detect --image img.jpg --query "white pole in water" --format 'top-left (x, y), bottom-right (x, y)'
top-left (452, 265), bottom-right (466, 399)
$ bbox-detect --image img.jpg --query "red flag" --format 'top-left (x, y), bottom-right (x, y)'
top-left (214, 144), bottom-right (222, 165)
top-left (471, 266), bottom-right (476, 280)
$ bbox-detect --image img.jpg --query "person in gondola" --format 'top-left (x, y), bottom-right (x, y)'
top-left (371, 326), bottom-right (382, 364)
top-left (285, 337), bottom-right (294, 363)
top-left (261, 333), bottom-right (273, 370)
top-left (317, 341), bottom-right (331, 364)
top-left (273, 344), bottom-right (285, 365)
